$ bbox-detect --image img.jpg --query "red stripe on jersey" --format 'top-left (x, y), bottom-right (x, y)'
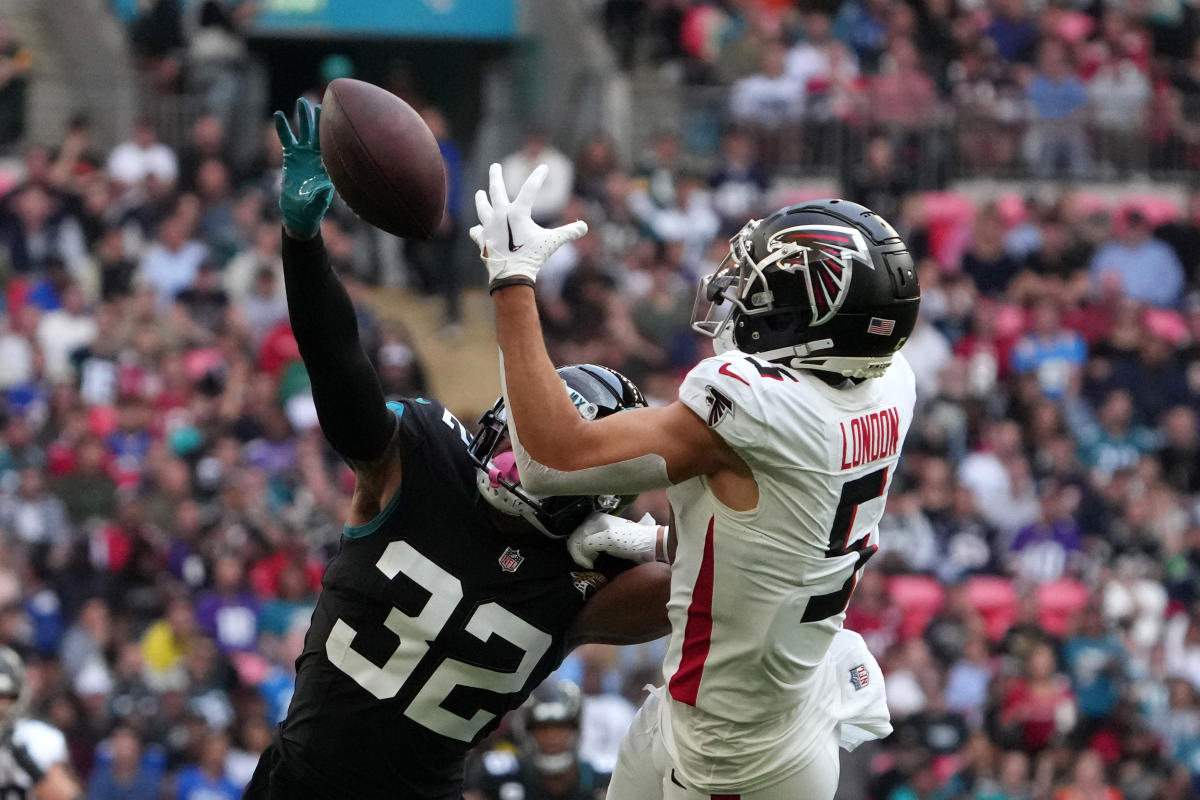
top-left (669, 517), bottom-right (717, 706)
top-left (711, 795), bottom-right (741, 800)
top-left (718, 362), bottom-right (750, 386)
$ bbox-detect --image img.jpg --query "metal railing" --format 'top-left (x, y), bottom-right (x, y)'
top-left (631, 85), bottom-right (1200, 186)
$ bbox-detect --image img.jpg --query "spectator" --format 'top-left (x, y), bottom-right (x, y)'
top-left (1075, 390), bottom-right (1158, 478)
top-left (868, 37), bottom-right (941, 129)
top-left (1052, 749), bottom-right (1121, 800)
top-left (1062, 604), bottom-right (1127, 725)
top-left (844, 136), bottom-right (910, 226)
top-left (175, 731), bottom-right (239, 800)
top-left (137, 213), bottom-right (207, 306)
top-left (1024, 40), bottom-right (1090, 178)
top-left (1010, 298), bottom-right (1087, 401)
top-left (0, 21), bottom-right (30, 150)
top-left (85, 726), bottom-right (165, 800)
top-left (1000, 641), bottom-right (1076, 752)
top-left (986, 0), bottom-right (1039, 64)
top-left (962, 203), bottom-right (1023, 297)
top-left (1088, 210), bottom-right (1185, 308)
top-left (1007, 482), bottom-right (1083, 583)
top-left (0, 466), bottom-right (70, 549)
top-left (500, 127), bottom-right (573, 225)
top-left (707, 129), bottom-right (767, 235)
top-left (194, 555), bottom-right (258, 655)
top-left (107, 119), bottom-right (179, 190)
top-left (832, 0), bottom-right (891, 72)
top-left (729, 40), bottom-right (804, 164)
top-left (1087, 47), bottom-right (1151, 175)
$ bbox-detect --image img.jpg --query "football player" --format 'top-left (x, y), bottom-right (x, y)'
top-left (470, 164), bottom-right (920, 800)
top-left (0, 647), bottom-right (81, 800)
top-left (244, 100), bottom-right (670, 800)
top-left (465, 679), bottom-right (608, 800)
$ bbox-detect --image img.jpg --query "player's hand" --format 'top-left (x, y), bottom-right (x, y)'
top-left (567, 512), bottom-right (660, 569)
top-left (274, 97), bottom-right (334, 240)
top-left (469, 162), bottom-right (587, 292)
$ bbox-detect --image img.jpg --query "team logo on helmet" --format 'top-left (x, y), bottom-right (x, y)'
top-left (766, 225), bottom-right (875, 326)
top-left (499, 547), bottom-right (525, 573)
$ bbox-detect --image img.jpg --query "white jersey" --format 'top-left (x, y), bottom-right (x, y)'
top-left (659, 351), bottom-right (915, 792)
top-left (0, 718), bottom-right (69, 796)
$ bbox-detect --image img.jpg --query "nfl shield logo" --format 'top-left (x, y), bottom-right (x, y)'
top-left (849, 664), bottom-right (870, 691)
top-left (499, 547), bottom-right (524, 573)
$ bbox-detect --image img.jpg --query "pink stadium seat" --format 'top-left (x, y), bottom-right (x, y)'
top-left (887, 574), bottom-right (945, 640)
top-left (965, 576), bottom-right (1018, 641)
top-left (1037, 579), bottom-right (1092, 637)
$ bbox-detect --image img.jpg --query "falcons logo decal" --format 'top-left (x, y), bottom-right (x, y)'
top-left (704, 385), bottom-right (734, 427)
top-left (766, 225), bottom-right (875, 326)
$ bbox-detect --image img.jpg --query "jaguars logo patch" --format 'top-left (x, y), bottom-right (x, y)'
top-left (571, 571), bottom-right (608, 600)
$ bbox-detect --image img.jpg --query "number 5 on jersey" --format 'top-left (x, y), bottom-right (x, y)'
top-left (801, 467), bottom-right (887, 623)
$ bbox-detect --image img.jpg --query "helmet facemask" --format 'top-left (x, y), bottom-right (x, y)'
top-left (468, 395), bottom-right (624, 540)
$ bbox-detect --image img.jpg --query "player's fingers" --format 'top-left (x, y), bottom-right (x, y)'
top-left (513, 163), bottom-right (548, 213)
top-left (312, 104), bottom-right (322, 149)
top-left (468, 224), bottom-right (485, 251)
top-left (474, 189), bottom-right (493, 226)
top-left (273, 111), bottom-right (297, 148)
top-left (296, 98), bottom-right (313, 143)
top-left (557, 219), bottom-right (589, 243)
top-left (488, 162), bottom-right (510, 209)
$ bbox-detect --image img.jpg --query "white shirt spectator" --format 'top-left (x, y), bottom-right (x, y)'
top-left (37, 305), bottom-right (96, 383)
top-left (107, 139), bottom-right (179, 187)
top-left (730, 73), bottom-right (805, 129)
top-left (579, 693), bottom-right (636, 774)
top-left (0, 327), bottom-right (33, 389)
top-left (1088, 58), bottom-right (1150, 132)
top-left (138, 240), bottom-right (208, 306)
top-left (500, 142), bottom-right (574, 223)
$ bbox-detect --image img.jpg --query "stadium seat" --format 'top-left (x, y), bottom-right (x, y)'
top-left (964, 576), bottom-right (1018, 641)
top-left (886, 574), bottom-right (945, 641)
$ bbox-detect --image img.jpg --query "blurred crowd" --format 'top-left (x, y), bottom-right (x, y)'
top-left (602, 0), bottom-right (1200, 180)
top-left (0, 1), bottom-right (1198, 800)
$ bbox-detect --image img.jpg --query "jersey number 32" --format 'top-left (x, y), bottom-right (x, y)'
top-left (325, 541), bottom-right (553, 742)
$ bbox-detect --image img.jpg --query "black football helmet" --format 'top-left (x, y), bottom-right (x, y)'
top-left (468, 364), bottom-right (647, 538)
top-left (692, 199), bottom-right (920, 378)
top-left (512, 679), bottom-right (583, 775)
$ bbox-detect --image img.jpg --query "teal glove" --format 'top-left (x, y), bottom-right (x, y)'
top-left (273, 97), bottom-right (334, 240)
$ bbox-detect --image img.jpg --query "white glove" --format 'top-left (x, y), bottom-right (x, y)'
top-left (469, 162), bottom-right (588, 291)
top-left (567, 512), bottom-right (661, 569)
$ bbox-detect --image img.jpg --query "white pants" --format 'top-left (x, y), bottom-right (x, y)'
top-left (607, 689), bottom-right (841, 800)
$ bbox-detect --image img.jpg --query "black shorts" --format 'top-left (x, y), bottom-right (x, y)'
top-left (243, 742), bottom-right (325, 800)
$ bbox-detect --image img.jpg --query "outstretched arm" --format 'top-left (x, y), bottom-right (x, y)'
top-left (472, 163), bottom-right (733, 493)
top-left (275, 98), bottom-right (399, 510)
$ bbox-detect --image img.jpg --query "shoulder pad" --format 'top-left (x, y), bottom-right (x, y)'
top-left (678, 356), bottom-right (768, 452)
top-left (481, 749), bottom-right (520, 776)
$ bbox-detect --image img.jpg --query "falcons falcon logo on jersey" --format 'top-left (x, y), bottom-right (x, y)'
top-left (704, 385), bottom-right (734, 427)
top-left (766, 225), bottom-right (875, 326)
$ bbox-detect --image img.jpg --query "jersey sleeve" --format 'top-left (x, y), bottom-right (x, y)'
top-left (13, 719), bottom-right (69, 772)
top-left (678, 356), bottom-right (768, 455)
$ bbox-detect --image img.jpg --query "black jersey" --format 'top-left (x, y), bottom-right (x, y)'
top-left (276, 397), bottom-right (620, 800)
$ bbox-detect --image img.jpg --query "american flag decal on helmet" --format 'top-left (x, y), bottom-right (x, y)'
top-left (867, 317), bottom-right (895, 336)
top-left (767, 225), bottom-right (875, 326)
top-left (849, 664), bottom-right (870, 691)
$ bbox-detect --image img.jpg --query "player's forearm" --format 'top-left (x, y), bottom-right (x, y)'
top-left (281, 229), bottom-right (395, 462)
top-left (566, 562), bottom-right (672, 649)
top-left (492, 285), bottom-right (586, 467)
